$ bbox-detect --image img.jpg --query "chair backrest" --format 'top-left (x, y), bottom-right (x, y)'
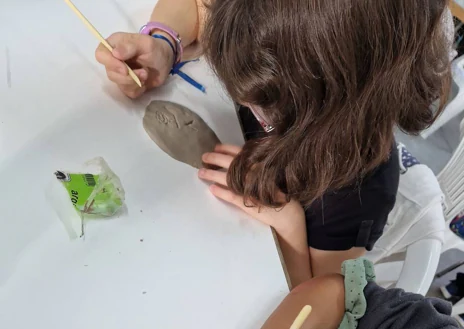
top-left (366, 144), bottom-right (445, 294)
top-left (438, 135), bottom-right (464, 222)
top-left (367, 144), bottom-right (445, 263)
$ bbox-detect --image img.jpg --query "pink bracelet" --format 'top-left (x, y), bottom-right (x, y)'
top-left (140, 22), bottom-right (183, 64)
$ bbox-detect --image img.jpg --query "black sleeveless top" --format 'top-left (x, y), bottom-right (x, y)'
top-left (237, 105), bottom-right (399, 251)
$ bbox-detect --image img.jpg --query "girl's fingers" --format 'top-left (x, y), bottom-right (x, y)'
top-left (209, 185), bottom-right (260, 217)
top-left (107, 68), bottom-right (147, 99)
top-left (133, 68), bottom-right (148, 82)
top-left (107, 68), bottom-right (147, 86)
top-left (198, 168), bottom-right (228, 186)
top-left (95, 44), bottom-right (126, 74)
top-left (106, 69), bottom-right (136, 86)
top-left (209, 185), bottom-right (245, 210)
top-left (214, 144), bottom-right (242, 156)
top-left (202, 152), bottom-right (234, 169)
top-left (118, 83), bottom-right (146, 99)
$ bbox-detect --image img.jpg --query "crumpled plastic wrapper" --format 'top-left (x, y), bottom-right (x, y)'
top-left (47, 157), bottom-right (125, 239)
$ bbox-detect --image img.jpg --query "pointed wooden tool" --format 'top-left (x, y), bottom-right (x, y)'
top-left (290, 305), bottom-right (312, 329)
top-left (64, 0), bottom-right (142, 87)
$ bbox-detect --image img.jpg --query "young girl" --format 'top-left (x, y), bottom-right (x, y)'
top-left (95, 0), bottom-right (453, 286)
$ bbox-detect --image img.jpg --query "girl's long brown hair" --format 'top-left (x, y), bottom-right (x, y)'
top-left (203, 0), bottom-right (452, 208)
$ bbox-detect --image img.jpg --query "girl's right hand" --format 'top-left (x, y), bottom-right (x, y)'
top-left (95, 32), bottom-right (174, 99)
top-left (199, 144), bottom-right (306, 231)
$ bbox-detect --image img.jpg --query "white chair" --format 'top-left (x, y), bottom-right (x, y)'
top-left (442, 232), bottom-right (464, 323)
top-left (421, 55), bottom-right (464, 139)
top-left (373, 239), bottom-right (442, 295)
top-left (452, 298), bottom-right (464, 318)
top-left (437, 227), bottom-right (464, 322)
top-left (437, 121), bottom-right (464, 223)
top-left (366, 145), bottom-right (445, 295)
top-left (436, 111), bottom-right (464, 266)
top-left (435, 115), bottom-right (464, 321)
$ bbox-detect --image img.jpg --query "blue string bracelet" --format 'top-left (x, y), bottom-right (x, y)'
top-left (152, 34), bottom-right (176, 64)
top-left (171, 60), bottom-right (206, 93)
top-left (152, 34), bottom-right (206, 93)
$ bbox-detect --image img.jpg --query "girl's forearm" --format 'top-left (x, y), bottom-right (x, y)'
top-left (274, 222), bottom-right (312, 289)
top-left (150, 0), bottom-right (206, 48)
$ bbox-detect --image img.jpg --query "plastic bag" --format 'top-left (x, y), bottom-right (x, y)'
top-left (49, 157), bottom-right (125, 238)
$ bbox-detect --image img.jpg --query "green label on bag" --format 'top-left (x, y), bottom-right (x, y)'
top-left (55, 171), bottom-right (99, 212)
top-left (54, 170), bottom-right (123, 216)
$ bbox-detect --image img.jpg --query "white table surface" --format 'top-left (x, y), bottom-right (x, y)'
top-left (0, 1), bottom-right (288, 328)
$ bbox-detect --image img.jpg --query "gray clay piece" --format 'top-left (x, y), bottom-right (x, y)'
top-left (143, 100), bottom-right (221, 169)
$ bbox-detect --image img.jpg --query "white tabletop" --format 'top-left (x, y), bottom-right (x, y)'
top-left (0, 1), bottom-right (288, 328)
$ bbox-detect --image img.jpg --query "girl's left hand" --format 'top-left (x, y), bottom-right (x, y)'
top-left (198, 144), bottom-right (305, 230)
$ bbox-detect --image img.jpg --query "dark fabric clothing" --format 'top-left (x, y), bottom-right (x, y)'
top-left (305, 144), bottom-right (399, 251)
top-left (358, 282), bottom-right (460, 329)
top-left (237, 105), bottom-right (399, 251)
top-left (455, 272), bottom-right (464, 296)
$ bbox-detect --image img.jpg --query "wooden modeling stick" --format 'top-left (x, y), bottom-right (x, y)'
top-left (64, 0), bottom-right (142, 87)
top-left (290, 305), bottom-right (312, 329)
